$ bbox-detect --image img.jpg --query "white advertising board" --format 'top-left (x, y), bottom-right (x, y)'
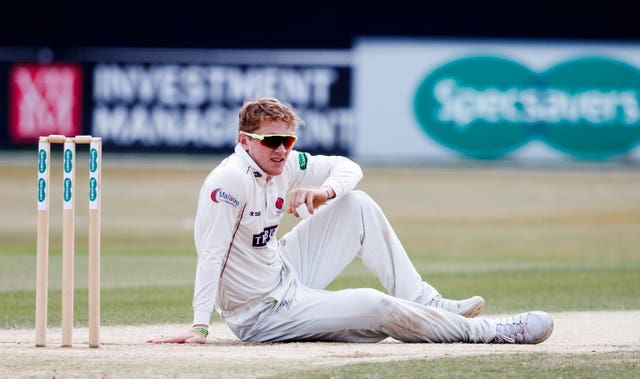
top-left (353, 38), bottom-right (640, 164)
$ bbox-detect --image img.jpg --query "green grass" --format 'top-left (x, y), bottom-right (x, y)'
top-left (1, 158), bottom-right (639, 377)
top-left (3, 259), bottom-right (638, 328)
top-left (282, 351), bottom-right (640, 379)
top-left (2, 162), bottom-right (639, 325)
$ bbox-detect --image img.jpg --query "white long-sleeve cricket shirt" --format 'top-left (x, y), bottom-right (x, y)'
top-left (192, 144), bottom-right (363, 326)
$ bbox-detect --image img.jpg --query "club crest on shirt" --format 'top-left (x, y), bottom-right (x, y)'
top-left (275, 197), bottom-right (284, 211)
top-left (210, 188), bottom-right (240, 207)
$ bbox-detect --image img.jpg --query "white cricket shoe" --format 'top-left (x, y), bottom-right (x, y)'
top-left (426, 295), bottom-right (485, 318)
top-left (493, 311), bottom-right (554, 344)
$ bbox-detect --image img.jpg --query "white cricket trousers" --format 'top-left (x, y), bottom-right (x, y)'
top-left (226, 190), bottom-right (496, 343)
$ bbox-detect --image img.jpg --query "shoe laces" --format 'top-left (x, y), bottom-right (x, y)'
top-left (495, 315), bottom-right (525, 343)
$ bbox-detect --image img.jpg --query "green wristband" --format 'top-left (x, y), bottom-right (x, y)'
top-left (192, 327), bottom-right (209, 337)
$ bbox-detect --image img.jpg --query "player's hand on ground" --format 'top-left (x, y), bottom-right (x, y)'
top-left (147, 329), bottom-right (207, 344)
top-left (287, 186), bottom-right (334, 218)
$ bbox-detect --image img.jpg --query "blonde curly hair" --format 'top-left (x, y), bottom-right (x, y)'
top-left (238, 97), bottom-right (302, 133)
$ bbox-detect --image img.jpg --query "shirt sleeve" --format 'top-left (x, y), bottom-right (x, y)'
top-left (290, 151), bottom-right (363, 197)
top-left (191, 168), bottom-right (246, 326)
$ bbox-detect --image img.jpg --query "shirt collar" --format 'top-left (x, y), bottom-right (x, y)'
top-left (234, 144), bottom-right (268, 179)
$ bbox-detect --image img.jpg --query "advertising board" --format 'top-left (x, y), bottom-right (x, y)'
top-left (354, 39), bottom-right (640, 163)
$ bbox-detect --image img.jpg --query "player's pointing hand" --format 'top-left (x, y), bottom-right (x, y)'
top-left (287, 186), bottom-right (335, 218)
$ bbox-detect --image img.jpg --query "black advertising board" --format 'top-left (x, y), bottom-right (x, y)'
top-left (1, 47), bottom-right (354, 155)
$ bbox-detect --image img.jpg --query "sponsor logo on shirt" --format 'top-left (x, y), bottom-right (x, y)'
top-left (298, 152), bottom-right (308, 170)
top-left (210, 188), bottom-right (240, 207)
top-left (279, 298), bottom-right (292, 310)
top-left (252, 225), bottom-right (277, 247)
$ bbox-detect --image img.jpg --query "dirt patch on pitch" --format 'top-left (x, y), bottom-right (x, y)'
top-left (1, 311), bottom-right (638, 377)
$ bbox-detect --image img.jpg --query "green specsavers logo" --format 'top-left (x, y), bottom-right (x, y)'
top-left (413, 56), bottom-right (640, 159)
